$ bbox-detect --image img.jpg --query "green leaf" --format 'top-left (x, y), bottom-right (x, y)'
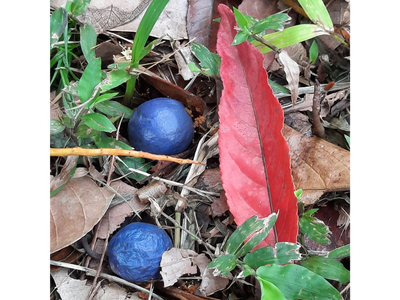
top-left (80, 23), bottom-right (97, 64)
top-left (301, 256), bottom-right (350, 284)
top-left (329, 244), bottom-right (350, 259)
top-left (50, 8), bottom-right (68, 49)
top-left (81, 113), bottom-right (116, 132)
top-left (131, 0), bottom-right (169, 63)
top-left (299, 208), bottom-right (331, 244)
top-left (232, 31), bottom-right (250, 46)
top-left (235, 213), bottom-right (277, 258)
top-left (138, 37), bottom-right (163, 61)
top-left (191, 42), bottom-right (221, 77)
top-left (96, 137), bottom-right (131, 150)
top-left (188, 62), bottom-right (201, 73)
top-left (251, 13), bottom-right (291, 34)
top-left (87, 92), bottom-right (119, 109)
top-left (95, 100), bottom-right (133, 119)
top-left (50, 119), bottom-right (66, 135)
top-left (344, 135), bottom-right (353, 148)
top-left (207, 254), bottom-right (237, 276)
top-left (100, 69), bottom-right (131, 93)
top-left (256, 264), bottom-right (342, 300)
top-left (244, 242), bottom-right (300, 268)
top-left (69, 0), bottom-right (91, 17)
top-left (268, 79), bottom-right (290, 95)
top-left (75, 123), bottom-right (100, 138)
top-left (294, 188), bottom-right (303, 201)
top-left (233, 7), bottom-right (248, 29)
top-left (224, 215), bottom-right (265, 255)
top-left (258, 278), bottom-right (286, 300)
top-left (78, 58), bottom-right (102, 102)
top-left (309, 39), bottom-right (319, 63)
top-left (253, 24), bottom-right (329, 53)
top-left (298, 0), bottom-right (333, 29)
top-left (115, 157), bottom-right (152, 181)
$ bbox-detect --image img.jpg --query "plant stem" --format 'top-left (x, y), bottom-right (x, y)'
top-left (174, 212), bottom-right (181, 248)
top-left (251, 34), bottom-right (280, 53)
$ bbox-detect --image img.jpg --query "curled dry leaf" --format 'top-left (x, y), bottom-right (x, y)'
top-left (279, 50), bottom-right (300, 107)
top-left (282, 124), bottom-right (350, 205)
top-left (50, 176), bottom-right (114, 253)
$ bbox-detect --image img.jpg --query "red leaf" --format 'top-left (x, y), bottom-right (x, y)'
top-left (217, 4), bottom-right (298, 246)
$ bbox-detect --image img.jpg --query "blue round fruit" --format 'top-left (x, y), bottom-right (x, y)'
top-left (127, 98), bottom-right (194, 155)
top-left (108, 222), bottom-right (173, 282)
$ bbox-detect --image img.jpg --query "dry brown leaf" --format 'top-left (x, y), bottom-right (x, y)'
top-left (279, 50), bottom-right (300, 106)
top-left (96, 180), bottom-right (147, 239)
top-left (50, 156), bottom-right (78, 192)
top-left (283, 124), bottom-right (350, 205)
top-left (160, 248), bottom-right (199, 287)
top-left (210, 191), bottom-right (229, 217)
top-left (51, 268), bottom-right (92, 299)
top-left (50, 176), bottom-right (114, 253)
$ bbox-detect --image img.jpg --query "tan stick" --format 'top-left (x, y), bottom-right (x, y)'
top-left (50, 147), bottom-right (203, 165)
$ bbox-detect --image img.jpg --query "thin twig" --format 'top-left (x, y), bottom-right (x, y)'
top-left (312, 79), bottom-right (325, 137)
top-left (50, 147), bottom-right (203, 165)
top-left (50, 260), bottom-right (165, 300)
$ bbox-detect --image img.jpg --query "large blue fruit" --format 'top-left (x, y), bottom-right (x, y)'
top-left (127, 98), bottom-right (194, 155)
top-left (108, 222), bottom-right (173, 282)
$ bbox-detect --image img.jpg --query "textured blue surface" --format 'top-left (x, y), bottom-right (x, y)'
top-left (108, 222), bottom-right (173, 282)
top-left (127, 98), bottom-right (194, 155)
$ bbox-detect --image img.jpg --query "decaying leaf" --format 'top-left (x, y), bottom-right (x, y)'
top-left (96, 180), bottom-right (147, 239)
top-left (160, 248), bottom-right (199, 287)
top-left (282, 124), bottom-right (350, 205)
top-left (51, 268), bottom-right (92, 299)
top-left (50, 175), bottom-right (114, 253)
top-left (279, 50), bottom-right (300, 107)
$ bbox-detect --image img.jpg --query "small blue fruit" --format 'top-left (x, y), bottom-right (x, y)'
top-left (127, 98), bottom-right (194, 155)
top-left (108, 222), bottom-right (173, 283)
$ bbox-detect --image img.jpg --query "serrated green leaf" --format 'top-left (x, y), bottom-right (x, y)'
top-left (81, 113), bottom-right (116, 132)
top-left (251, 13), bottom-right (291, 34)
top-left (244, 242), bottom-right (300, 268)
top-left (224, 216), bottom-right (264, 255)
top-left (329, 244), bottom-right (350, 259)
top-left (80, 23), bottom-right (97, 64)
top-left (253, 24), bottom-right (329, 54)
top-left (78, 58), bottom-right (102, 102)
top-left (309, 39), bottom-right (319, 63)
top-left (115, 157), bottom-right (151, 181)
top-left (298, 0), bottom-right (333, 29)
top-left (50, 119), bottom-right (66, 135)
top-left (208, 254), bottom-right (237, 276)
top-left (235, 213), bottom-right (277, 258)
top-left (299, 209), bottom-right (331, 244)
top-left (233, 7), bottom-right (248, 29)
top-left (95, 100), bottom-right (133, 119)
top-left (301, 256), bottom-right (350, 284)
top-left (257, 264), bottom-right (342, 300)
top-left (258, 278), bottom-right (286, 300)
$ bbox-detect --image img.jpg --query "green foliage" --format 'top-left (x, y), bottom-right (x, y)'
top-left (309, 39), bottom-right (319, 63)
top-left (124, 0), bottom-right (170, 103)
top-left (299, 208), bottom-right (332, 244)
top-left (50, 1), bottom-right (162, 183)
top-left (256, 264), bottom-right (342, 300)
top-left (329, 244), bottom-right (350, 259)
top-left (208, 213), bottom-right (348, 300)
top-left (189, 42), bottom-right (221, 77)
top-left (301, 256), bottom-right (350, 284)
